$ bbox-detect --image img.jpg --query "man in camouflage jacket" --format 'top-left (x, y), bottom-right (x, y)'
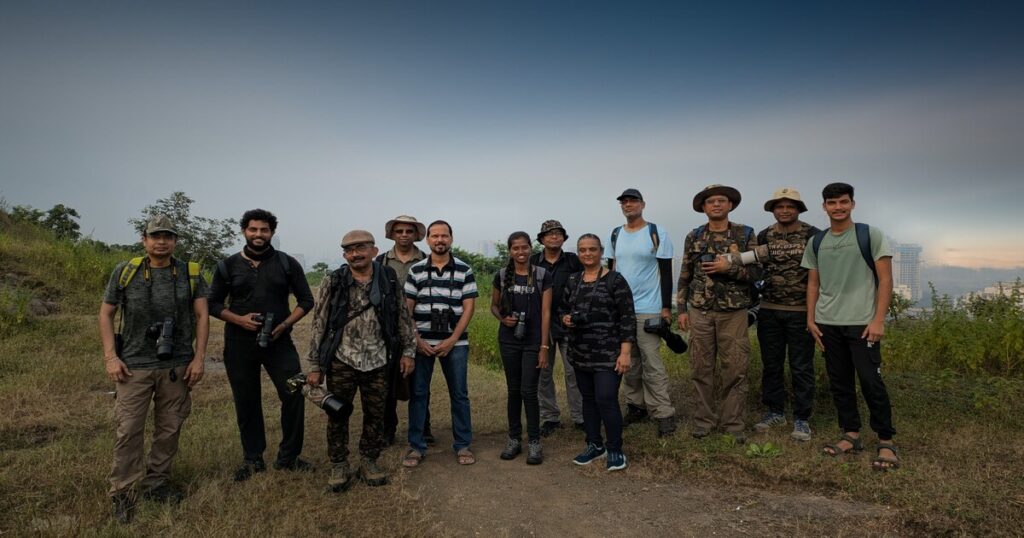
top-left (677, 185), bottom-right (761, 441)
top-left (749, 188), bottom-right (821, 441)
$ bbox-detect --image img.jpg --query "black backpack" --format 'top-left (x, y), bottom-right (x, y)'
top-left (811, 223), bottom-right (877, 286)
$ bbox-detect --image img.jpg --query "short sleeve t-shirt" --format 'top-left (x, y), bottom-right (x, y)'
top-left (103, 260), bottom-right (208, 369)
top-left (606, 224), bottom-right (674, 314)
top-left (801, 224), bottom-right (891, 325)
top-left (492, 270), bottom-right (553, 345)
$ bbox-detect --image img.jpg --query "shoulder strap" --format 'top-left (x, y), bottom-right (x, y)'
top-left (855, 223), bottom-right (878, 286)
top-left (375, 252), bottom-right (386, 265)
top-left (216, 259), bottom-right (229, 283)
top-left (277, 251), bottom-right (291, 276)
top-left (741, 225), bottom-right (754, 249)
top-left (117, 257), bottom-right (146, 290)
top-left (605, 269), bottom-right (619, 297)
top-left (498, 266), bottom-right (507, 290)
top-left (812, 230), bottom-right (827, 258)
top-left (648, 222), bottom-right (660, 252)
top-left (533, 265), bottom-right (547, 294)
top-left (187, 262), bottom-right (201, 298)
top-left (610, 226), bottom-right (622, 256)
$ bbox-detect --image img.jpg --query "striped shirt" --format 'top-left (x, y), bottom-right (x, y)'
top-left (405, 255), bottom-right (478, 346)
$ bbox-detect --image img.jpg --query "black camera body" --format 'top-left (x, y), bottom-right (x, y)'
top-left (253, 313), bottom-right (275, 348)
top-left (512, 312), bottom-right (527, 340)
top-left (568, 310), bottom-right (589, 327)
top-left (146, 317), bottom-right (175, 360)
top-left (430, 307), bottom-right (454, 333)
top-left (643, 317), bottom-right (667, 334)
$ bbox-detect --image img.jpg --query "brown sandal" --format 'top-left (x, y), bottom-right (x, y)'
top-left (872, 443), bottom-right (900, 471)
top-left (456, 448), bottom-right (476, 465)
top-left (822, 433), bottom-right (863, 457)
top-left (402, 449), bottom-right (425, 468)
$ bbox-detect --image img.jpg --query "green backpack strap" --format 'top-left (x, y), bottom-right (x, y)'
top-left (117, 257), bottom-right (146, 290)
top-left (187, 261), bottom-right (201, 298)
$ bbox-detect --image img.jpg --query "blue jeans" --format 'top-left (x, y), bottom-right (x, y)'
top-left (408, 345), bottom-right (472, 453)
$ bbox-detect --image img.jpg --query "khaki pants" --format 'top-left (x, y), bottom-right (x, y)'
top-left (109, 365), bottom-right (192, 496)
top-left (622, 313), bottom-right (676, 419)
top-left (689, 309), bottom-right (749, 433)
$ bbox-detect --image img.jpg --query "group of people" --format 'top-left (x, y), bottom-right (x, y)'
top-left (98, 181), bottom-right (900, 524)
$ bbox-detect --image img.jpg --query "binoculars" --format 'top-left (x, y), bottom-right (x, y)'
top-left (512, 312), bottom-right (527, 340)
top-left (253, 313), bottom-right (275, 348)
top-left (285, 373), bottom-right (347, 419)
top-left (430, 307), bottom-right (455, 333)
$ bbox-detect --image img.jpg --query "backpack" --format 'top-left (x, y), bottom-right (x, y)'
top-left (610, 222), bottom-right (660, 257)
top-left (216, 251), bottom-right (291, 284)
top-left (118, 257), bottom-right (201, 298)
top-left (497, 265), bottom-right (548, 295)
top-left (811, 223), bottom-right (877, 286)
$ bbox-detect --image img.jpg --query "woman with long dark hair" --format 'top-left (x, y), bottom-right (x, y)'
top-left (560, 233), bottom-right (636, 471)
top-left (491, 231), bottom-right (552, 464)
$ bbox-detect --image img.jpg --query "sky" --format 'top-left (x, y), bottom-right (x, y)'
top-left (1, 1), bottom-right (1022, 269)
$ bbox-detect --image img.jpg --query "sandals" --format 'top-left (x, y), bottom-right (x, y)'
top-left (872, 443), bottom-right (901, 472)
top-left (456, 448), bottom-right (476, 466)
top-left (822, 433), bottom-right (863, 457)
top-left (402, 449), bottom-right (425, 468)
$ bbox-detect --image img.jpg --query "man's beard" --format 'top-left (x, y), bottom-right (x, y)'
top-left (431, 244), bottom-right (449, 255)
top-left (246, 237), bottom-right (270, 251)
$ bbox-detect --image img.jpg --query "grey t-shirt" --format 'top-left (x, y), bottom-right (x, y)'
top-left (103, 260), bottom-right (208, 369)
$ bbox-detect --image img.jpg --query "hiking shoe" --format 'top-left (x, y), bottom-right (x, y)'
top-left (111, 493), bottom-right (135, 524)
top-left (540, 421), bottom-right (562, 437)
top-left (500, 437), bottom-right (522, 460)
top-left (526, 440), bottom-right (544, 465)
top-left (754, 412), bottom-right (787, 432)
top-left (327, 461), bottom-right (353, 493)
top-left (359, 457), bottom-right (389, 486)
top-left (273, 457), bottom-right (314, 472)
top-left (691, 428), bottom-right (711, 439)
top-left (622, 405), bottom-right (649, 427)
top-left (572, 443), bottom-right (607, 466)
top-left (657, 416), bottom-right (677, 437)
top-left (233, 459), bottom-right (267, 482)
top-left (606, 451), bottom-right (627, 471)
top-left (791, 419), bottom-right (812, 442)
top-left (141, 484), bottom-right (183, 504)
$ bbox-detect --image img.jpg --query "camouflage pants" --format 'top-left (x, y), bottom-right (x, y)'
top-left (326, 361), bottom-right (388, 463)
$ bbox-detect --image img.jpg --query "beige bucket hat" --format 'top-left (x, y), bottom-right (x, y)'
top-left (384, 215), bottom-right (426, 241)
top-left (763, 187), bottom-right (808, 213)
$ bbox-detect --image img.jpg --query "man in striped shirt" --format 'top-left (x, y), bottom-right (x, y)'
top-left (402, 220), bottom-right (479, 467)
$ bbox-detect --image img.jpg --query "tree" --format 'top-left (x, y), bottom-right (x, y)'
top-left (43, 204), bottom-right (81, 241)
top-left (888, 291), bottom-right (915, 323)
top-left (311, 262), bottom-right (329, 276)
top-left (129, 192), bottom-right (237, 266)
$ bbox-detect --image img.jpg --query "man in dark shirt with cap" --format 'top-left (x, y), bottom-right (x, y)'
top-left (207, 209), bottom-right (315, 481)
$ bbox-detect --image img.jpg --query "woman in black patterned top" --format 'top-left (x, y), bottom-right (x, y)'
top-left (560, 234), bottom-right (636, 471)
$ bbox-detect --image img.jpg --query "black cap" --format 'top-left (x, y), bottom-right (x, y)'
top-left (616, 188), bottom-right (643, 201)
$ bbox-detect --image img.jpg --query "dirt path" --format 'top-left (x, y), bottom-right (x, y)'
top-left (398, 429), bottom-right (890, 538)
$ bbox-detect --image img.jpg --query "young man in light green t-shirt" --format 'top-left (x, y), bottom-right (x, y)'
top-left (801, 182), bottom-right (900, 471)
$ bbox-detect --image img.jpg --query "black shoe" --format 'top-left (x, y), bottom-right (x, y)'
top-left (111, 493), bottom-right (135, 524)
top-left (423, 429), bottom-right (436, 446)
top-left (233, 459), bottom-right (267, 482)
top-left (691, 428), bottom-right (711, 439)
top-left (500, 437), bottom-right (522, 460)
top-left (274, 457), bottom-right (314, 472)
top-left (622, 405), bottom-right (649, 427)
top-left (141, 484), bottom-right (183, 504)
top-left (573, 422), bottom-right (586, 432)
top-left (539, 421), bottom-right (562, 437)
top-left (657, 416), bottom-right (677, 437)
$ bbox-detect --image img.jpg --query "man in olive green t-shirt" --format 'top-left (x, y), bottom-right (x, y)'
top-left (801, 182), bottom-right (900, 472)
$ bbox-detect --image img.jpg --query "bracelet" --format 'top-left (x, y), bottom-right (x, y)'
top-left (540, 345), bottom-right (550, 350)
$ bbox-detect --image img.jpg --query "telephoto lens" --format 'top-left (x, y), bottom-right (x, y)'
top-left (285, 373), bottom-right (348, 419)
top-left (155, 317), bottom-right (175, 360)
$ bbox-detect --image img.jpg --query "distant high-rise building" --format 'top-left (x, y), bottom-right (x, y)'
top-left (892, 243), bottom-right (923, 302)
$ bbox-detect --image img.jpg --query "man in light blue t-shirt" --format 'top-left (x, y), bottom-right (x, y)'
top-left (607, 188), bottom-right (677, 437)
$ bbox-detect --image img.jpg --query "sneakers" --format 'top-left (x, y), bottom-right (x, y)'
top-left (606, 451), bottom-right (628, 472)
top-left (500, 437), bottom-right (522, 460)
top-left (359, 457), bottom-right (388, 486)
top-left (141, 484), bottom-right (183, 504)
top-left (526, 440), bottom-right (544, 465)
top-left (111, 492), bottom-right (136, 524)
top-left (572, 443), bottom-right (607, 466)
top-left (273, 457), bottom-right (314, 472)
top-left (233, 459), bottom-right (267, 482)
top-left (539, 421), bottom-right (562, 437)
top-left (327, 461), bottom-right (353, 493)
top-left (754, 412), bottom-right (787, 433)
top-left (657, 416), bottom-right (677, 437)
top-left (622, 405), bottom-right (649, 427)
top-left (791, 419), bottom-right (812, 442)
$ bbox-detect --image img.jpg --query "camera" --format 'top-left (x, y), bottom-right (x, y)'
top-left (643, 317), bottom-right (666, 334)
top-left (253, 313), bottom-right (275, 348)
top-left (285, 373), bottom-right (347, 419)
top-left (430, 307), bottom-right (454, 333)
top-left (753, 279), bottom-right (769, 292)
top-left (146, 317), bottom-right (175, 360)
top-left (568, 310), bottom-right (590, 327)
top-left (642, 317), bottom-right (688, 354)
top-left (700, 253), bottom-right (718, 264)
top-left (512, 312), bottom-right (527, 340)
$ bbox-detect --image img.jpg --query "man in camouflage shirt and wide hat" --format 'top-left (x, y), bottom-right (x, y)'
top-left (676, 185), bottom-right (761, 442)
top-left (722, 188), bottom-right (821, 441)
top-left (307, 230), bottom-right (416, 492)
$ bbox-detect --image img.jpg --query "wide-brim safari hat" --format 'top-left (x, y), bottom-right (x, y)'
top-left (692, 184), bottom-right (741, 212)
top-left (763, 187), bottom-right (808, 213)
top-left (385, 215), bottom-right (426, 241)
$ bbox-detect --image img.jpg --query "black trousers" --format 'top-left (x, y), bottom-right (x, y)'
top-left (499, 341), bottom-right (541, 441)
top-left (575, 367), bottom-right (623, 452)
top-left (819, 324), bottom-right (896, 439)
top-left (223, 337), bottom-right (305, 464)
top-left (757, 308), bottom-right (815, 420)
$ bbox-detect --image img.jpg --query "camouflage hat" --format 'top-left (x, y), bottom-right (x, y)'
top-left (145, 215), bottom-right (178, 236)
top-left (692, 184), bottom-right (741, 212)
top-left (384, 215), bottom-right (426, 241)
top-left (340, 229), bottom-right (375, 248)
top-left (764, 187), bottom-right (808, 213)
top-left (536, 219), bottom-right (568, 242)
